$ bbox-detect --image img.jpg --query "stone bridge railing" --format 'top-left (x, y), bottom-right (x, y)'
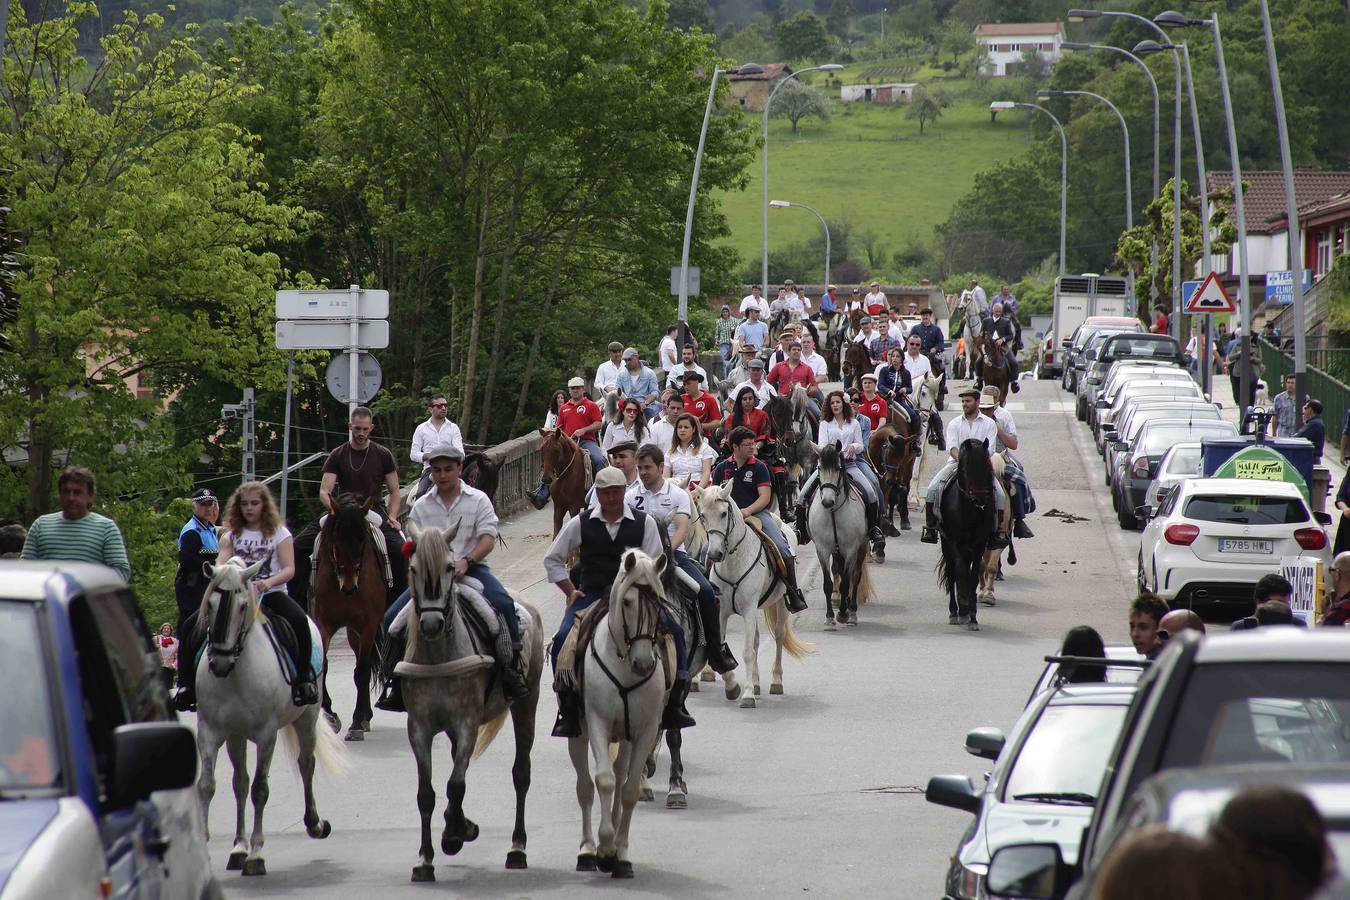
top-left (482, 431), bottom-right (544, 518)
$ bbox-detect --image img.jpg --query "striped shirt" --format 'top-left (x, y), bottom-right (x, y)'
top-left (21, 511), bottom-right (131, 581)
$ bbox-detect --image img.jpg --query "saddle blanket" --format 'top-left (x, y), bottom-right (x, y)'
top-left (389, 575), bottom-right (531, 639)
top-left (194, 616), bottom-right (322, 680)
top-left (314, 510), bottom-right (394, 588)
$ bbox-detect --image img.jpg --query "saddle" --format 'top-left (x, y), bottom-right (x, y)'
top-left (313, 511), bottom-right (394, 588)
top-left (258, 614), bottom-right (323, 684)
top-left (556, 598), bottom-right (676, 695)
top-left (741, 515), bottom-right (791, 587)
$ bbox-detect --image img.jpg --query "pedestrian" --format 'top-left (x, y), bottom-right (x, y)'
top-left (1095, 825), bottom-right (1239, 900)
top-left (0, 522), bottom-right (27, 558)
top-left (410, 393), bottom-right (465, 498)
top-left (615, 347), bottom-right (661, 419)
top-left (1129, 592), bottom-right (1169, 658)
top-left (1272, 374), bottom-right (1299, 437)
top-left (665, 412), bottom-right (717, 486)
top-left (175, 486), bottom-right (220, 644)
top-left (658, 324), bottom-right (680, 377)
top-left (1209, 786), bottom-right (1331, 900)
top-left (1159, 608), bottom-right (1205, 637)
top-left (595, 341), bottom-right (626, 396)
top-left (1152, 303), bottom-right (1170, 334)
top-left (1295, 399), bottom-right (1325, 462)
top-left (20, 466), bottom-right (130, 581)
top-left (739, 284), bottom-right (769, 318)
top-left (1055, 625), bottom-right (1106, 684)
top-left (1320, 552), bottom-right (1350, 626)
top-left (714, 305), bottom-right (739, 378)
top-left (1339, 406), bottom-right (1350, 466)
top-left (1333, 477), bottom-right (1350, 556)
top-left (157, 623), bottom-right (178, 690)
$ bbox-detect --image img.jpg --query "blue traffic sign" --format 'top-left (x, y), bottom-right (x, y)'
top-left (1265, 269), bottom-right (1311, 306)
top-left (1181, 280), bottom-right (1201, 307)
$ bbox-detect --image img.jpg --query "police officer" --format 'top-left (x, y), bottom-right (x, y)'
top-left (175, 487), bottom-right (220, 641)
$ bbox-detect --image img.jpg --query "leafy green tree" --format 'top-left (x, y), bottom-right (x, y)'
top-left (722, 23), bottom-right (775, 63)
top-left (776, 10), bottom-right (829, 61)
top-left (771, 78), bottom-right (831, 133)
top-left (667, 0), bottom-right (715, 33)
top-left (938, 19), bottom-right (974, 65)
top-left (905, 85), bottom-right (948, 135)
top-left (1116, 178), bottom-right (1237, 311)
top-left (826, 0), bottom-right (854, 41)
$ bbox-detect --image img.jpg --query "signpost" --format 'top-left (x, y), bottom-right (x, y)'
top-left (1181, 272), bottom-right (1236, 314)
top-left (325, 352), bottom-right (383, 405)
top-left (1264, 269), bottom-right (1311, 307)
top-left (671, 266), bottom-right (700, 297)
top-left (274, 319), bottom-right (390, 351)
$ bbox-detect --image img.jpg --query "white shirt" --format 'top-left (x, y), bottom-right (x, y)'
top-left (853, 328), bottom-right (879, 344)
top-left (801, 351), bottom-right (828, 379)
top-left (658, 335), bottom-right (679, 371)
top-left (985, 406), bottom-right (1017, 453)
top-left (625, 478), bottom-right (692, 543)
top-left (646, 418), bottom-right (676, 452)
top-left (969, 286), bottom-right (988, 311)
top-left (543, 504), bottom-right (665, 584)
top-left (903, 351), bottom-right (933, 383)
top-left (887, 320), bottom-right (905, 343)
top-left (226, 526), bottom-right (293, 583)
top-left (865, 290), bottom-right (887, 309)
top-left (410, 484), bottom-right (498, 560)
top-left (601, 421), bottom-right (644, 452)
top-left (410, 417), bottom-right (464, 469)
top-left (665, 362), bottom-right (708, 391)
top-left (667, 442), bottom-right (718, 482)
top-left (945, 413), bottom-right (999, 456)
top-left (739, 295), bottom-right (770, 317)
top-left (783, 294), bottom-right (805, 314)
top-left (594, 359), bottom-right (623, 393)
top-left (818, 418), bottom-right (865, 456)
top-left (543, 410), bottom-right (559, 430)
top-left (844, 298), bottom-right (864, 312)
top-left (743, 377), bottom-right (777, 408)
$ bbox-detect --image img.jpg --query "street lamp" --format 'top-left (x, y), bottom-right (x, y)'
top-left (678, 63), bottom-right (763, 348)
top-left (991, 101), bottom-right (1066, 275)
top-left (771, 200), bottom-right (831, 287)
top-left (762, 63), bottom-right (844, 293)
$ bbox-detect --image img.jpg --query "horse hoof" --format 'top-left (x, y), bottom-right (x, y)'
top-left (980, 595), bottom-right (996, 607)
top-left (667, 791), bottom-right (688, 810)
top-left (753, 684), bottom-right (761, 697)
top-left (639, 786), bottom-right (655, 802)
top-left (948, 615), bottom-right (959, 625)
top-left (596, 855), bottom-right (616, 874)
top-left (577, 853), bottom-right (598, 872)
top-left (825, 614), bottom-right (836, 629)
top-left (323, 710), bottom-right (341, 733)
top-left (725, 684), bottom-right (742, 701)
top-left (442, 836), bottom-right (464, 856)
top-left (700, 669), bottom-right (716, 683)
top-left (360, 719), bottom-right (372, 733)
top-left (344, 726), bottom-right (364, 742)
top-left (688, 679), bottom-right (700, 692)
top-left (226, 851), bottom-right (247, 871)
top-left (872, 550), bottom-right (885, 563)
top-left (412, 864), bottom-right (436, 883)
top-left (901, 520), bottom-right (913, 531)
top-left (611, 860), bottom-right (635, 879)
top-left (966, 621), bottom-right (981, 632)
top-left (740, 695), bottom-right (756, 709)
top-left (958, 614), bottom-right (969, 625)
top-left (307, 820), bottom-right (332, 839)
top-left (770, 683), bottom-right (784, 695)
top-left (464, 820), bottom-right (480, 842)
top-left (241, 858), bottom-right (266, 877)
top-left (846, 618), bottom-right (858, 628)
top-left (505, 850), bottom-right (528, 870)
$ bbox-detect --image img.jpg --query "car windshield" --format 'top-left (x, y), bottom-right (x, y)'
top-left (0, 601), bottom-right (61, 793)
top-left (1004, 704), bottom-right (1127, 804)
top-left (1107, 338), bottom-right (1177, 360)
top-left (1140, 424), bottom-right (1235, 454)
top-left (1163, 665), bottom-right (1350, 767)
top-left (1183, 493), bottom-right (1308, 525)
top-left (1163, 447), bottom-right (1203, 475)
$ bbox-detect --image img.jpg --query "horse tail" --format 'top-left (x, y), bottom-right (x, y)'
top-left (283, 717), bottom-right (353, 778)
top-left (472, 710), bottom-right (510, 760)
top-left (855, 549), bottom-right (876, 606)
top-left (764, 600), bottom-right (815, 659)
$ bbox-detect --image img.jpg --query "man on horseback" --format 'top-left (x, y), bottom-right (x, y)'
top-left (853, 317), bottom-right (884, 364)
top-left (665, 344), bottom-right (708, 392)
top-left (545, 467), bottom-right (696, 737)
top-left (680, 372), bottom-right (721, 438)
top-left (290, 406), bottom-right (407, 612)
top-left (595, 342), bottom-right (625, 396)
top-left (615, 347), bottom-right (661, 420)
top-left (742, 358), bottom-right (776, 408)
top-left (921, 388), bottom-right (1010, 547)
top-left (818, 284), bottom-right (839, 318)
top-left (796, 388), bottom-right (898, 547)
top-left (646, 392), bottom-right (682, 451)
top-left (974, 301), bottom-right (1020, 394)
top-left (557, 377), bottom-right (606, 473)
top-left (864, 282), bottom-right (886, 316)
top-left (736, 306), bottom-right (769, 355)
top-left (978, 387), bottom-right (1034, 540)
top-left (711, 426), bottom-right (809, 613)
top-left (410, 394), bottom-right (465, 500)
top-left (629, 445), bottom-right (738, 674)
top-left (376, 444), bottom-right (528, 712)
top-left (874, 350), bottom-right (921, 445)
top-left (766, 340), bottom-right (820, 418)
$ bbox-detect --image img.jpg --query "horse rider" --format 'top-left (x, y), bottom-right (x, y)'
top-left (874, 350), bottom-right (922, 447)
top-left (546, 465), bottom-right (696, 737)
top-left (710, 426), bottom-right (809, 614)
top-left (817, 284), bottom-right (839, 320)
top-left (557, 376), bottom-right (607, 473)
top-left (844, 287), bottom-right (864, 313)
top-left (992, 283), bottom-right (1021, 351)
top-left (800, 334), bottom-right (829, 388)
top-left (290, 405), bottom-right (407, 612)
top-left (726, 344), bottom-right (758, 387)
top-left (910, 307), bottom-right (945, 368)
top-left (974, 301), bottom-right (1020, 393)
top-left (798, 384), bottom-right (898, 544)
top-left (375, 443), bottom-right (529, 713)
top-left (853, 317), bottom-right (884, 363)
top-left (630, 444), bottom-right (738, 674)
top-left (978, 386), bottom-right (1035, 540)
top-left (767, 339), bottom-right (820, 417)
top-left (646, 392), bottom-right (682, 451)
top-left (595, 341), bottom-right (625, 396)
top-left (864, 282), bottom-right (887, 316)
top-left (966, 278), bottom-right (988, 313)
top-left (886, 309), bottom-right (906, 346)
top-left (615, 347), bottom-right (661, 420)
top-left (921, 388), bottom-right (1010, 547)
top-left (715, 305), bottom-right (739, 378)
top-left (588, 441), bottom-right (642, 508)
top-left (680, 371), bottom-right (722, 437)
top-left (740, 284), bottom-right (769, 318)
top-left (658, 324), bottom-right (680, 378)
top-left (174, 486), bottom-right (219, 654)
top-left (743, 358), bottom-right (777, 408)
top-left (410, 393), bottom-right (465, 499)
top-left (666, 343), bottom-right (708, 392)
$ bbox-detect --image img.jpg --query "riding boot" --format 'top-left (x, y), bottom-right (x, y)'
top-left (173, 632), bottom-right (198, 712)
top-left (921, 501), bottom-right (939, 544)
top-left (292, 671), bottom-right (320, 707)
top-left (494, 625), bottom-right (530, 704)
top-left (375, 630), bottom-right (407, 712)
top-left (781, 556), bottom-right (808, 613)
top-left (551, 687), bottom-right (583, 738)
top-left (660, 679), bottom-right (697, 730)
top-left (528, 479), bottom-right (551, 510)
top-left (700, 597), bottom-right (737, 674)
top-left (1013, 518), bottom-right (1035, 539)
top-left (794, 502), bottom-right (811, 545)
top-left (865, 501), bottom-right (885, 544)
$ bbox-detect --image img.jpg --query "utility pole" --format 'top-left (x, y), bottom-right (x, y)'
top-left (222, 388), bottom-right (257, 484)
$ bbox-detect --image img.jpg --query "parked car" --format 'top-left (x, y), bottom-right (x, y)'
top-left (1025, 646), bottom-right (1144, 706)
top-left (984, 630), bottom-right (1350, 900)
top-left (1081, 334), bottom-right (1183, 406)
top-left (1112, 419), bottom-right (1238, 529)
top-left (927, 684), bottom-right (1136, 900)
top-left (1103, 405), bottom-right (1224, 489)
top-left (1143, 442), bottom-right (1205, 511)
top-left (1138, 477), bottom-right (1330, 607)
top-left (0, 561), bottom-right (218, 900)
top-left (1062, 317), bottom-right (1143, 395)
top-left (1095, 382), bottom-right (1206, 452)
top-left (1085, 364), bottom-right (1193, 431)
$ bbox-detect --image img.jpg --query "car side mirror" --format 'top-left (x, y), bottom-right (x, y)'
top-left (1085, 349), bottom-right (1097, 361)
top-left (1135, 505), bottom-right (1155, 521)
top-left (964, 726), bottom-right (1006, 761)
top-left (1060, 338), bottom-right (1073, 347)
top-left (986, 843), bottom-right (1071, 900)
top-left (1315, 511), bottom-right (1332, 526)
top-left (1112, 441), bottom-right (1128, 453)
top-left (925, 774), bottom-right (981, 814)
top-left (1094, 399), bottom-right (1109, 409)
top-left (108, 723), bottom-right (198, 809)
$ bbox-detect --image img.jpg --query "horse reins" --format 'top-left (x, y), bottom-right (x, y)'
top-left (543, 432), bottom-right (580, 486)
top-left (206, 586), bottom-right (249, 675)
top-left (704, 496), bottom-right (773, 615)
top-left (589, 591), bottom-right (662, 742)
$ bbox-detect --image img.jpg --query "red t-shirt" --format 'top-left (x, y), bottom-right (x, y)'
top-left (723, 408), bottom-right (771, 442)
top-left (767, 360), bottom-right (816, 393)
top-left (1153, 312), bottom-right (1168, 334)
top-left (682, 391), bottom-right (722, 426)
top-left (856, 394), bottom-right (889, 430)
top-left (557, 398), bottom-right (601, 438)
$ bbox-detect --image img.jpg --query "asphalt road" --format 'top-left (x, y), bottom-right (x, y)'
top-left (208, 376), bottom-right (1135, 898)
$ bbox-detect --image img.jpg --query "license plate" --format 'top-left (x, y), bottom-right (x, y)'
top-left (1219, 539), bottom-right (1273, 554)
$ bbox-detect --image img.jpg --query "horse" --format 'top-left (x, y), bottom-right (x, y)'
top-left (979, 453), bottom-right (1018, 607)
top-left (809, 442), bottom-right (875, 628)
top-left (405, 451), bottom-right (501, 512)
top-left (538, 428), bottom-right (590, 537)
top-left (311, 493), bottom-right (385, 741)
top-left (866, 407), bottom-right (918, 534)
top-left (568, 550), bottom-right (672, 879)
top-left (194, 558), bottom-right (348, 877)
top-left (910, 371), bottom-right (946, 509)
top-left (824, 312), bottom-right (847, 379)
top-left (842, 339), bottom-right (872, 391)
top-left (400, 521), bottom-right (544, 882)
top-left (698, 483), bottom-right (814, 706)
top-left (980, 335), bottom-right (1013, 406)
top-left (936, 439), bottom-right (997, 632)
top-left (956, 291), bottom-right (986, 378)
top-left (764, 388), bottom-right (818, 513)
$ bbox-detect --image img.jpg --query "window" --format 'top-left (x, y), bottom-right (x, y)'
top-left (1183, 493), bottom-right (1308, 525)
top-left (1162, 447), bottom-right (1203, 476)
top-left (0, 602), bottom-right (61, 792)
top-left (1317, 228), bottom-right (1333, 277)
top-left (1003, 704), bottom-right (1127, 803)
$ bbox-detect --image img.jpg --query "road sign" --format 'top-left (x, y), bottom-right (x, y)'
top-left (1264, 269), bottom-right (1312, 306)
top-left (670, 266), bottom-right (700, 297)
top-left (1182, 272), bottom-right (1235, 314)
top-left (275, 319), bottom-right (390, 350)
top-left (326, 352), bottom-right (383, 405)
top-left (1181, 280), bottom-right (1201, 307)
top-left (276, 288), bottom-right (389, 320)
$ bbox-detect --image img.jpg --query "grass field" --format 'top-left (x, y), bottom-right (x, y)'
top-left (716, 85), bottom-right (1032, 275)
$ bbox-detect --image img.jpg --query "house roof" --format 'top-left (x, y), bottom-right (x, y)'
top-left (727, 63), bottom-right (793, 82)
top-left (1297, 191), bottom-right (1350, 228)
top-left (974, 22), bottom-right (1064, 38)
top-left (1208, 170), bottom-right (1350, 233)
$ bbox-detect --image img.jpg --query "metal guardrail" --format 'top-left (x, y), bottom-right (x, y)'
top-left (1258, 338), bottom-right (1350, 443)
top-left (483, 431), bottom-right (544, 518)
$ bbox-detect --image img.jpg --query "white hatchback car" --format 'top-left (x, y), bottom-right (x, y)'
top-left (1138, 477), bottom-right (1331, 612)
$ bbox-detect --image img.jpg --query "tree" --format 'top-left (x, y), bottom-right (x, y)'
top-left (905, 86), bottom-right (947, 135)
top-left (1116, 178), bottom-right (1237, 310)
top-left (667, 0), bottom-right (714, 33)
top-left (826, 0), bottom-right (854, 41)
top-left (771, 79), bottom-right (831, 133)
top-left (938, 19), bottom-right (974, 66)
top-left (776, 10), bottom-right (829, 61)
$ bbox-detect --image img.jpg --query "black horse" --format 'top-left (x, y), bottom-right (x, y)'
top-left (936, 439), bottom-right (997, 632)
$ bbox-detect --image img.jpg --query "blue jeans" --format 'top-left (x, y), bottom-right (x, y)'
top-left (753, 509), bottom-right (793, 559)
top-left (719, 342), bottom-right (733, 378)
top-left (578, 438), bottom-right (607, 472)
top-left (384, 563), bottom-right (520, 643)
top-left (551, 589), bottom-right (687, 678)
top-left (674, 548), bottom-right (717, 622)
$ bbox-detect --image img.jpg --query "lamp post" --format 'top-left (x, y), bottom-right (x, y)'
top-left (771, 200), bottom-right (831, 287)
top-left (763, 63), bottom-right (843, 293)
top-left (1069, 9), bottom-right (1182, 326)
top-left (991, 101), bottom-right (1066, 276)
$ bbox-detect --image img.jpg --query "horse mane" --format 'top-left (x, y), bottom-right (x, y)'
top-left (817, 440), bottom-right (842, 476)
top-left (404, 526), bottom-right (452, 661)
top-left (612, 549), bottom-right (668, 605)
top-left (603, 391), bottom-right (620, 424)
top-left (958, 438), bottom-right (994, 487)
top-left (331, 493), bottom-right (369, 556)
top-left (195, 557), bottom-right (256, 638)
top-left (789, 384), bottom-right (809, 418)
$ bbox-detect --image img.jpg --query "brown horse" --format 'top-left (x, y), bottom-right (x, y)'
top-left (842, 340), bottom-right (872, 391)
top-left (538, 428), bottom-right (588, 537)
top-left (866, 407), bottom-right (918, 531)
top-left (981, 337), bottom-right (1012, 406)
top-left (312, 493), bottom-right (386, 742)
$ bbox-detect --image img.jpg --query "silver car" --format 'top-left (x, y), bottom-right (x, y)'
top-left (1144, 442), bottom-right (1205, 509)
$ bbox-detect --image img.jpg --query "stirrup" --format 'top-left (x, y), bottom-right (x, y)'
top-left (708, 641), bottom-right (738, 674)
top-left (375, 678), bottom-right (405, 712)
top-left (784, 588), bottom-right (808, 614)
top-left (173, 686), bottom-right (196, 713)
top-left (551, 690), bottom-right (582, 738)
top-left (920, 526), bottom-right (939, 544)
top-left (292, 676), bottom-right (320, 707)
top-left (500, 662), bottom-right (530, 703)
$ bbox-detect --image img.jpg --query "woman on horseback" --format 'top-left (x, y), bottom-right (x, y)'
top-left (176, 482), bottom-right (319, 710)
top-left (722, 386), bottom-right (771, 452)
top-left (543, 390), bottom-right (566, 430)
top-left (795, 391), bottom-right (889, 545)
top-left (665, 412), bottom-right (717, 486)
top-left (602, 397), bottom-right (648, 453)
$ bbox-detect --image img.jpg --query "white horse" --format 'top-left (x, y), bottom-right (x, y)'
top-left (194, 558), bottom-right (349, 876)
top-left (569, 550), bottom-right (671, 879)
top-left (956, 290), bottom-right (986, 378)
top-left (910, 371), bottom-right (946, 509)
top-left (697, 483), bottom-right (814, 706)
top-left (809, 442), bottom-right (875, 628)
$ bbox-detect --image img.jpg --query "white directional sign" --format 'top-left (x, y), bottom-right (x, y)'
top-left (275, 319), bottom-right (390, 350)
top-left (276, 288), bottom-right (389, 320)
top-left (670, 266), bottom-right (700, 296)
top-left (326, 352), bottom-right (383, 405)
top-left (1182, 271), bottom-right (1236, 314)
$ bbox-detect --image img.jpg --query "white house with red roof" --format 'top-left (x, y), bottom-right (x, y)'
top-left (974, 22), bottom-right (1065, 76)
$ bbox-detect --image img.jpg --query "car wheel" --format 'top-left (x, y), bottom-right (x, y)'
top-left (1137, 553), bottom-right (1147, 594)
top-left (1118, 499), bottom-right (1139, 530)
top-left (1075, 397), bottom-right (1086, 421)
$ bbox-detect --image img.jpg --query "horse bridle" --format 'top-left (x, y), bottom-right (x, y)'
top-left (206, 585), bottom-right (251, 676)
top-left (610, 589), bottom-right (661, 663)
top-left (704, 493), bottom-right (766, 615)
top-left (542, 432), bottom-right (579, 486)
top-left (589, 585), bottom-right (663, 742)
top-left (409, 557), bottom-right (457, 639)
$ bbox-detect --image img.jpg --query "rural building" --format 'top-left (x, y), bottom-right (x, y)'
top-left (727, 63), bottom-right (793, 113)
top-left (840, 82), bottom-right (918, 104)
top-left (974, 22), bottom-right (1065, 77)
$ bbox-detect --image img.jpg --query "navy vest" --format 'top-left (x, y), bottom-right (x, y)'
top-left (578, 510), bottom-right (648, 594)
